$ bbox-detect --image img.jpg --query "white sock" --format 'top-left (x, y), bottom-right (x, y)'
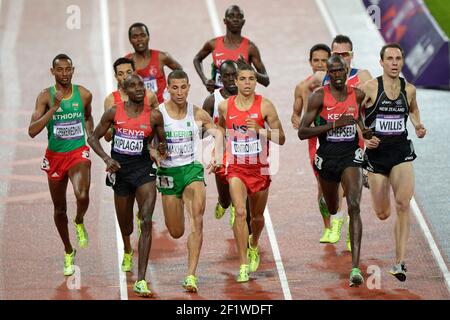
top-left (334, 211), bottom-right (344, 219)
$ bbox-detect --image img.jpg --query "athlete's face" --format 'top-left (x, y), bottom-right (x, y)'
top-left (129, 26), bottom-right (149, 53)
top-left (168, 78), bottom-right (190, 106)
top-left (381, 47), bottom-right (403, 78)
top-left (310, 50), bottom-right (329, 73)
top-left (124, 76), bottom-right (145, 103)
top-left (115, 63), bottom-right (134, 89)
top-left (236, 70), bottom-right (257, 97)
top-left (224, 6), bottom-right (245, 33)
top-left (51, 59), bottom-right (74, 86)
top-left (220, 64), bottom-right (238, 95)
top-left (332, 42), bottom-right (353, 70)
top-left (328, 61), bottom-right (348, 90)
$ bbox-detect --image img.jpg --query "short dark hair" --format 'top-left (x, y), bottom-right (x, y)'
top-left (327, 55), bottom-right (346, 69)
top-left (219, 60), bottom-right (238, 74)
top-left (113, 57), bottom-right (135, 75)
top-left (52, 53), bottom-right (72, 68)
top-left (167, 69), bottom-right (188, 85)
top-left (128, 22), bottom-right (149, 38)
top-left (309, 43), bottom-right (331, 61)
top-left (236, 59), bottom-right (255, 74)
top-left (331, 34), bottom-right (353, 50)
top-left (380, 42), bottom-right (404, 60)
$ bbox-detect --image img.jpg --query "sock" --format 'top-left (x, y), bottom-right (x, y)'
top-left (335, 211), bottom-right (344, 219)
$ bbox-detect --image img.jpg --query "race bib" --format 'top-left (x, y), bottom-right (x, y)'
top-left (231, 139), bottom-right (262, 156)
top-left (156, 175), bottom-right (174, 189)
top-left (375, 114), bottom-right (405, 135)
top-left (326, 124), bottom-right (356, 142)
top-left (167, 141), bottom-right (194, 160)
top-left (143, 77), bottom-right (158, 93)
top-left (54, 120), bottom-right (83, 140)
top-left (314, 154), bottom-right (323, 170)
top-left (113, 134), bottom-right (143, 155)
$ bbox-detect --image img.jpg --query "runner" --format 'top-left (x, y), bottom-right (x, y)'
top-left (361, 43), bottom-right (426, 282)
top-left (88, 74), bottom-right (167, 297)
top-left (28, 54), bottom-right (93, 276)
top-left (193, 5), bottom-right (269, 93)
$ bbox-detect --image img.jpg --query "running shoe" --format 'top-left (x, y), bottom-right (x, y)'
top-left (319, 197), bottom-right (330, 218)
top-left (247, 235), bottom-right (260, 272)
top-left (133, 280), bottom-right (152, 297)
top-left (121, 250), bottom-right (133, 272)
top-left (214, 202), bottom-right (226, 219)
top-left (328, 217), bottom-right (344, 243)
top-left (229, 205), bottom-right (236, 227)
top-left (320, 228), bottom-right (331, 243)
top-left (64, 249), bottom-right (76, 276)
top-left (182, 275), bottom-right (198, 293)
top-left (236, 264), bottom-right (249, 283)
top-left (389, 263), bottom-right (407, 282)
top-left (74, 220), bottom-right (88, 248)
top-left (349, 268), bottom-right (364, 287)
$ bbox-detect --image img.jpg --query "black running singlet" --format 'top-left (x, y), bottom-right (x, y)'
top-left (364, 76), bottom-right (409, 145)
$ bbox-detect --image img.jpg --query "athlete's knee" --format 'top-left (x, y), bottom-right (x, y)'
top-left (250, 213), bottom-right (264, 226)
top-left (53, 207), bottom-right (68, 220)
top-left (395, 198), bottom-right (411, 214)
top-left (375, 209), bottom-right (390, 220)
top-left (346, 198), bottom-right (361, 215)
top-left (234, 205), bottom-right (247, 221)
top-left (75, 189), bottom-right (89, 204)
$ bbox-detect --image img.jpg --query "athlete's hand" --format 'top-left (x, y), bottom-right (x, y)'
top-left (157, 142), bottom-right (168, 160)
top-left (362, 128), bottom-right (373, 140)
top-left (291, 113), bottom-right (301, 130)
top-left (52, 90), bottom-right (64, 109)
top-left (365, 136), bottom-right (380, 149)
top-left (415, 123), bottom-right (426, 138)
top-left (150, 147), bottom-right (161, 167)
top-left (246, 118), bottom-right (263, 133)
top-left (333, 114), bottom-right (355, 128)
top-left (104, 128), bottom-right (113, 142)
top-left (103, 156), bottom-right (121, 173)
top-left (204, 79), bottom-right (216, 94)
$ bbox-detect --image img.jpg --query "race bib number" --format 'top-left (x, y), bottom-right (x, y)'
top-left (354, 148), bottom-right (364, 163)
top-left (156, 175), bottom-right (174, 189)
top-left (41, 157), bottom-right (50, 171)
top-left (113, 134), bottom-right (143, 156)
top-left (231, 139), bottom-right (262, 156)
top-left (314, 154), bottom-right (323, 170)
top-left (326, 124), bottom-right (356, 142)
top-left (143, 77), bottom-right (158, 93)
top-left (167, 141), bottom-right (194, 160)
top-left (54, 120), bottom-right (83, 140)
top-left (375, 114), bottom-right (405, 135)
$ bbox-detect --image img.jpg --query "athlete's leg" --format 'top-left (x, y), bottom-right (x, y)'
top-left (316, 179), bottom-right (331, 228)
top-left (182, 181), bottom-right (206, 276)
top-left (317, 176), bottom-right (340, 215)
top-left (67, 161), bottom-right (91, 224)
top-left (161, 194), bottom-right (185, 238)
top-left (341, 167), bottom-right (363, 268)
top-left (215, 175), bottom-right (231, 209)
top-left (134, 181), bottom-right (157, 281)
top-left (389, 162), bottom-right (414, 264)
top-left (114, 193), bottom-right (135, 254)
top-left (229, 177), bottom-right (249, 266)
top-left (248, 188), bottom-right (269, 248)
top-left (48, 177), bottom-right (72, 253)
top-left (367, 172), bottom-right (391, 220)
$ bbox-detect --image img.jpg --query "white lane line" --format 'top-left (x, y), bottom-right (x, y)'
top-left (205, 0), bottom-right (292, 300)
top-left (99, 0), bottom-right (128, 300)
top-left (317, 0), bottom-right (450, 295)
top-left (411, 198), bottom-right (450, 292)
top-left (205, 0), bottom-right (223, 36)
top-left (314, 0), bottom-right (338, 36)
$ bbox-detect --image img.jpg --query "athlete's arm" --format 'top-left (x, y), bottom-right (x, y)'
top-left (146, 90), bottom-right (159, 110)
top-left (291, 81), bottom-right (305, 129)
top-left (28, 89), bottom-right (62, 138)
top-left (359, 78), bottom-right (377, 108)
top-left (298, 89), bottom-right (355, 140)
top-left (87, 107), bottom-right (121, 173)
top-left (160, 51), bottom-right (182, 71)
top-left (354, 88), bottom-right (372, 139)
top-left (79, 86), bottom-right (94, 137)
top-left (356, 69), bottom-right (373, 89)
top-left (193, 39), bottom-right (216, 93)
top-left (246, 98), bottom-right (285, 145)
top-left (407, 84), bottom-right (426, 138)
top-left (150, 109), bottom-right (167, 165)
top-left (247, 42), bottom-right (270, 87)
top-left (103, 94), bottom-right (115, 142)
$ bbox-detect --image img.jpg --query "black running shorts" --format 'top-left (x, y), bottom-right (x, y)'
top-left (106, 161), bottom-right (157, 196)
top-left (314, 148), bottom-right (364, 183)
